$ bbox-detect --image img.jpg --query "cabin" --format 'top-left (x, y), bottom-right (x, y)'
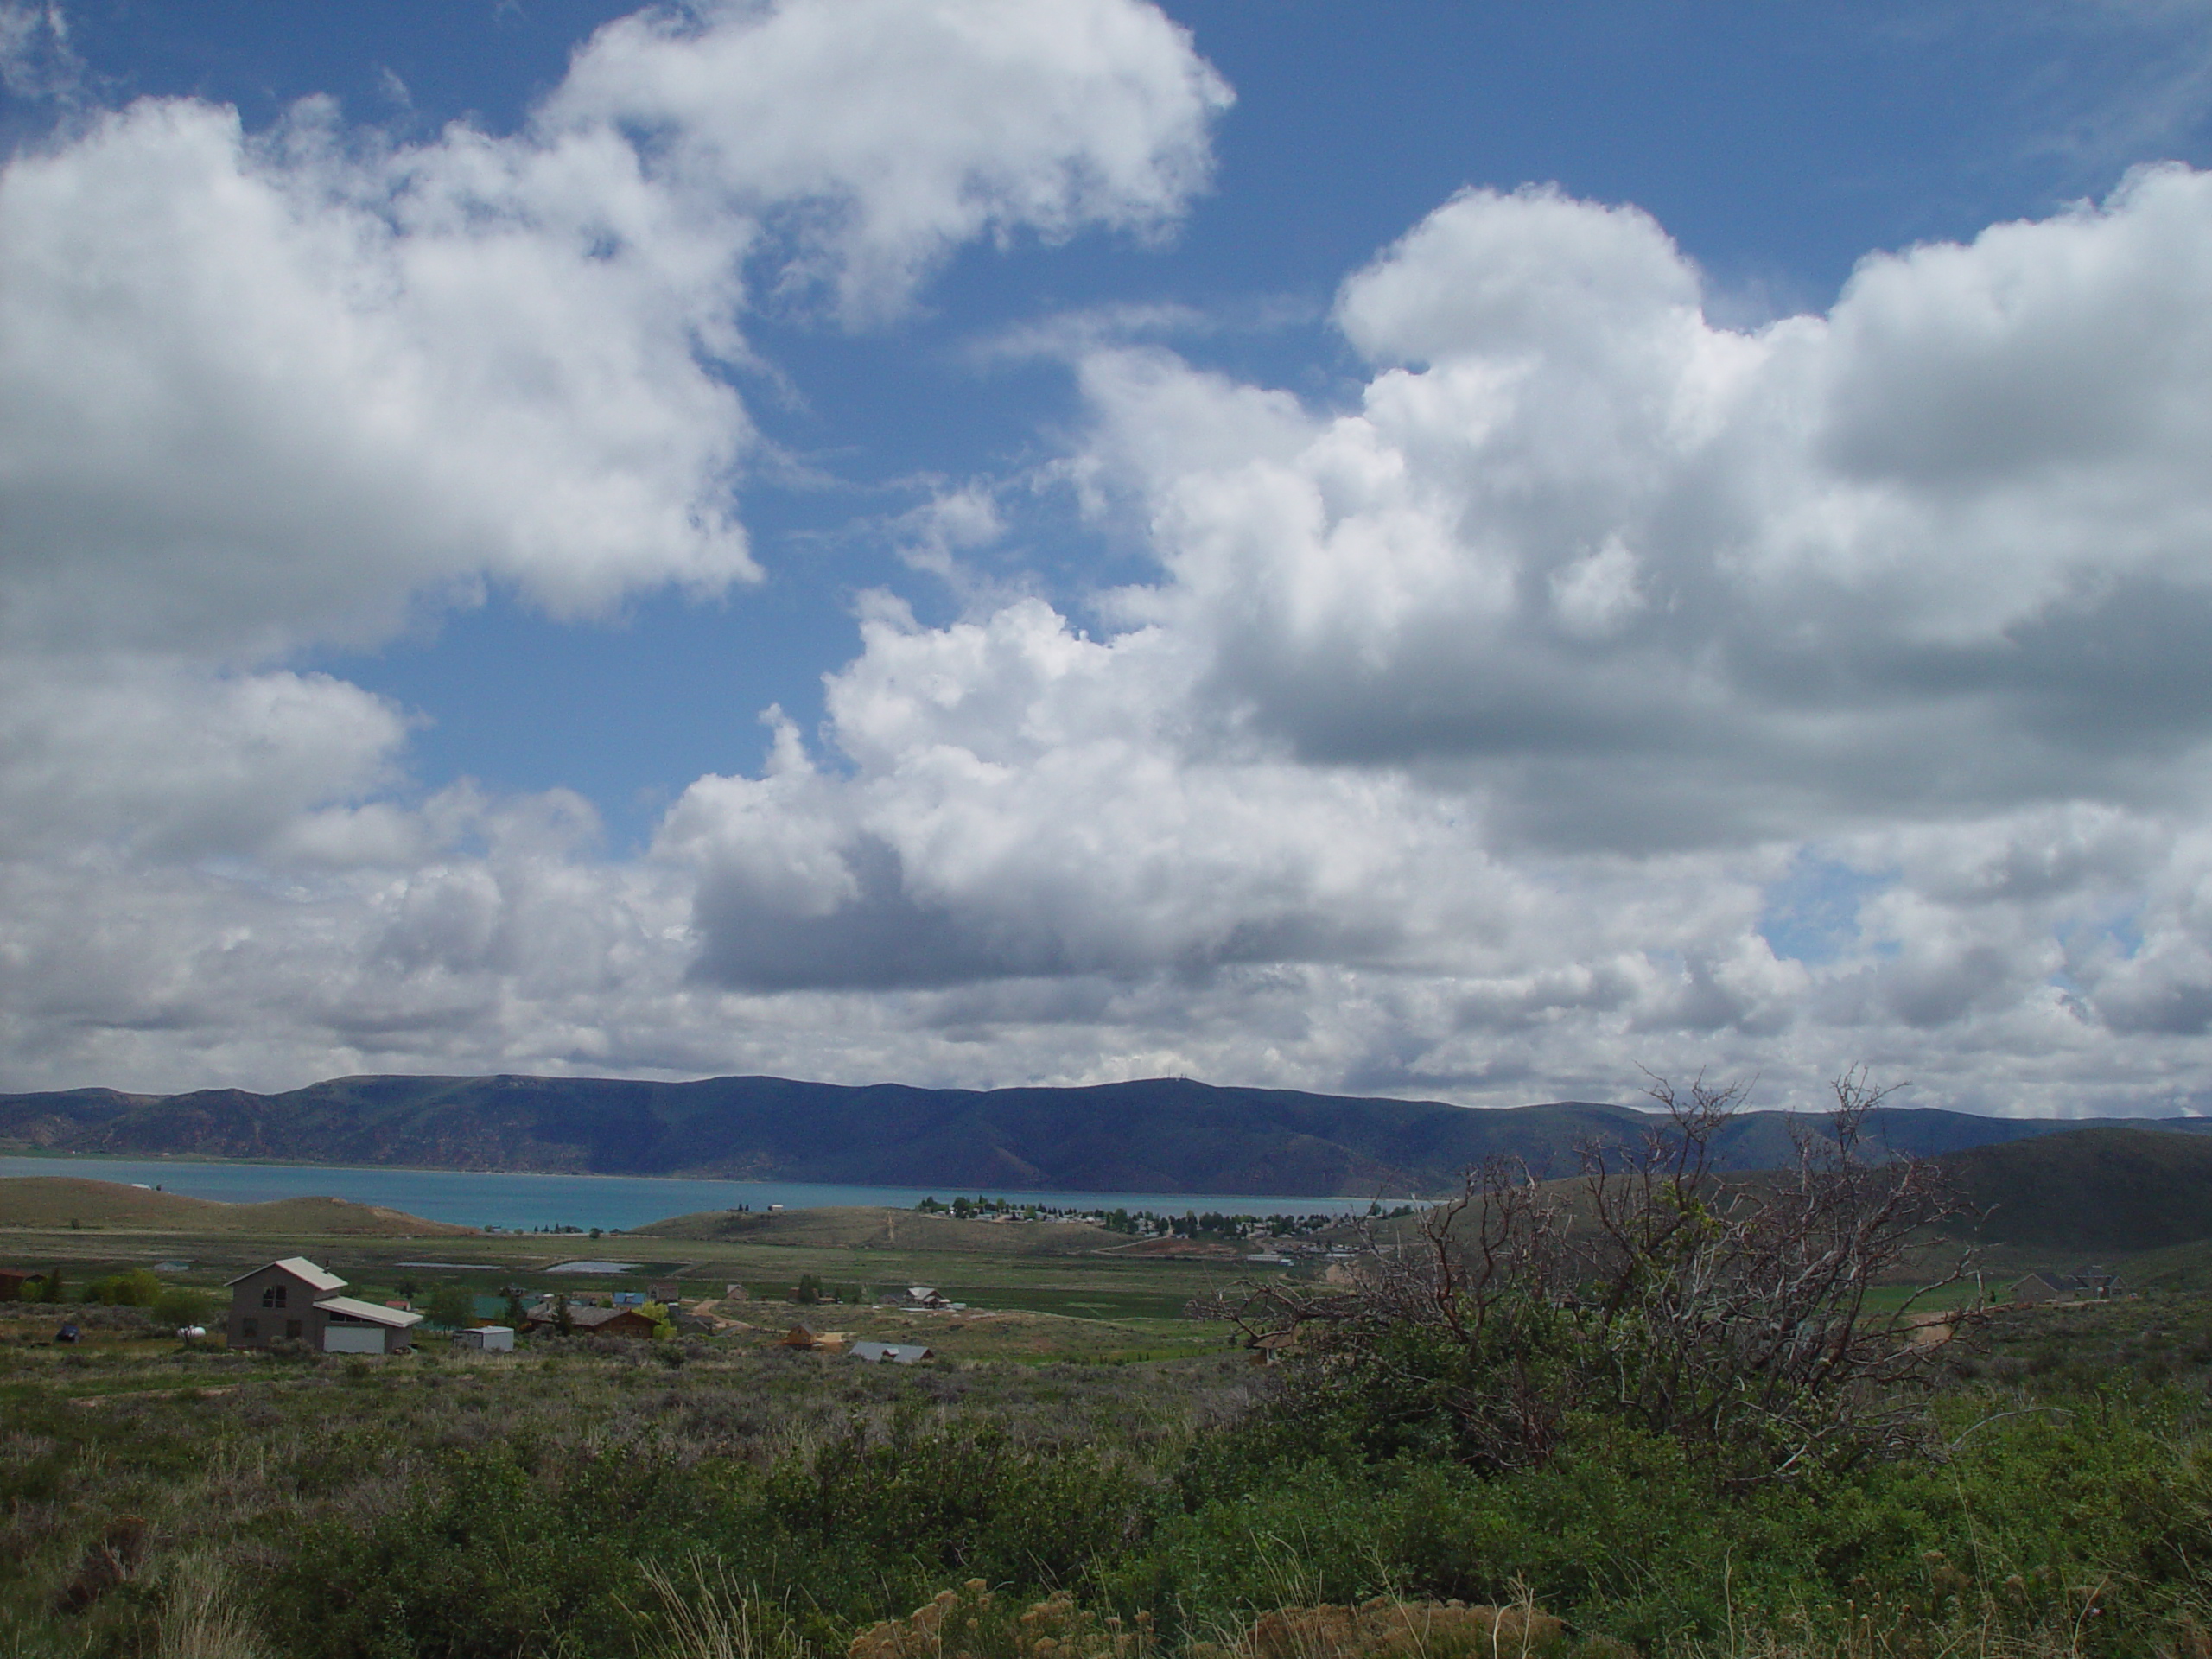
top-left (780, 1322), bottom-right (848, 1352)
top-left (546, 1305), bottom-right (658, 1338)
top-left (848, 1341), bottom-right (933, 1364)
top-left (2012, 1268), bottom-right (2121, 1306)
top-left (225, 1257), bottom-right (423, 1354)
top-left (0, 1268), bottom-right (40, 1300)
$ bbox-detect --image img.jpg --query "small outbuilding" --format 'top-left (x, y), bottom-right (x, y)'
top-left (318, 1297), bottom-right (426, 1354)
top-left (452, 1325), bottom-right (515, 1352)
top-left (848, 1340), bottom-right (933, 1364)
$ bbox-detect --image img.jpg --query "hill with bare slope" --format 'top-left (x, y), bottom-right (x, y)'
top-left (0, 1176), bottom-right (474, 1236)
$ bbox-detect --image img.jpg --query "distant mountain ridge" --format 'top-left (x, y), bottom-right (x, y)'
top-left (5, 1073), bottom-right (2212, 1197)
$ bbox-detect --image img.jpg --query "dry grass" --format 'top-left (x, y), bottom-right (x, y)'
top-left (849, 1585), bottom-right (1596, 1659)
top-left (152, 1553), bottom-right (273, 1659)
top-left (0, 1175), bottom-right (472, 1235)
top-left (635, 1559), bottom-right (805, 1659)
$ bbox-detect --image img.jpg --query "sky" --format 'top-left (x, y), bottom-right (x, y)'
top-left (5, 2), bottom-right (2212, 1115)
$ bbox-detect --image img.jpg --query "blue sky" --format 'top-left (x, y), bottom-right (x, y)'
top-left (153, 0), bottom-right (2212, 841)
top-left (6, 0), bottom-right (2212, 1111)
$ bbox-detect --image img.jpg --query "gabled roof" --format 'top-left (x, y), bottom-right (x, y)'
top-left (567, 1305), bottom-right (652, 1328)
top-left (225, 1256), bottom-right (347, 1292)
top-left (318, 1296), bottom-right (423, 1328)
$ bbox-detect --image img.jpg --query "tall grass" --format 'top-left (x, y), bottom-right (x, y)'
top-left (633, 1560), bottom-right (803, 1659)
top-left (154, 1554), bottom-right (270, 1659)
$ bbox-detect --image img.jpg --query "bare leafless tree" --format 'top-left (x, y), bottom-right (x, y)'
top-left (1228, 1069), bottom-right (1981, 1485)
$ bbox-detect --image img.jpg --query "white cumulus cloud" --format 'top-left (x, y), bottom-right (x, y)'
top-left (667, 168), bottom-right (2212, 1113)
top-left (0, 0), bottom-right (1233, 1093)
top-left (14, 7), bottom-right (2212, 1117)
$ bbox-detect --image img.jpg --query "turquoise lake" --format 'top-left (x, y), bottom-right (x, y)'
top-left (0, 1154), bottom-right (1386, 1233)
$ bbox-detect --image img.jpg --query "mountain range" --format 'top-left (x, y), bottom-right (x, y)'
top-left (6, 1073), bottom-right (2212, 1197)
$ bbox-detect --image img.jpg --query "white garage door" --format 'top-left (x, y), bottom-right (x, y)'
top-left (323, 1324), bottom-right (384, 1354)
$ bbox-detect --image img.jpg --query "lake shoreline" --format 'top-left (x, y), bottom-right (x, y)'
top-left (0, 1153), bottom-right (1395, 1233)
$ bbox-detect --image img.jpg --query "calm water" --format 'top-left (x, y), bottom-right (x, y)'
top-left (0, 1154), bottom-right (1389, 1233)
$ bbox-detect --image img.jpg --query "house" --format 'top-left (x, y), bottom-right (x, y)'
top-left (530, 1305), bottom-right (658, 1338)
top-left (780, 1322), bottom-right (848, 1351)
top-left (903, 1286), bottom-right (952, 1309)
top-left (0, 1268), bottom-right (41, 1300)
top-left (452, 1325), bottom-right (514, 1352)
top-left (2012, 1268), bottom-right (2121, 1306)
top-left (848, 1341), bottom-right (933, 1364)
top-left (224, 1257), bottom-right (423, 1355)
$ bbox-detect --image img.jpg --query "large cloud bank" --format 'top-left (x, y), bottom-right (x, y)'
top-left (6, 4), bottom-right (2212, 1114)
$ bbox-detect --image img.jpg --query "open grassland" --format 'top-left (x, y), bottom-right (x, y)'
top-left (0, 1205), bottom-right (1251, 1364)
top-left (632, 1204), bottom-right (1127, 1254)
top-left (3, 1279), bottom-right (2212, 1658)
top-left (11, 1183), bottom-right (2212, 1658)
top-left (0, 1183), bottom-right (1271, 1342)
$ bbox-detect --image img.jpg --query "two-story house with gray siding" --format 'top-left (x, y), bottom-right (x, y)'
top-left (225, 1256), bottom-right (423, 1354)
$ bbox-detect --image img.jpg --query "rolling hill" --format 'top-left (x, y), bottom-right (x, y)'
top-left (1937, 1127), bottom-right (2212, 1253)
top-left (3, 1073), bottom-right (2210, 1198)
top-left (0, 1175), bottom-right (474, 1236)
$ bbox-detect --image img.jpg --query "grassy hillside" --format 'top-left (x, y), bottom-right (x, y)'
top-left (0, 1176), bottom-right (474, 1236)
top-left (8, 1071), bottom-right (2212, 1194)
top-left (1938, 1126), bottom-right (2212, 1252)
top-left (630, 1204), bottom-right (1120, 1254)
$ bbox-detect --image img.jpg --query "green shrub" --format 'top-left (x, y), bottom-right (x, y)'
top-left (1132, 1382), bottom-right (2212, 1655)
top-left (85, 1268), bottom-right (161, 1306)
top-left (152, 1286), bottom-right (213, 1326)
top-left (262, 1441), bottom-right (694, 1659)
top-left (760, 1420), bottom-right (1157, 1615)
